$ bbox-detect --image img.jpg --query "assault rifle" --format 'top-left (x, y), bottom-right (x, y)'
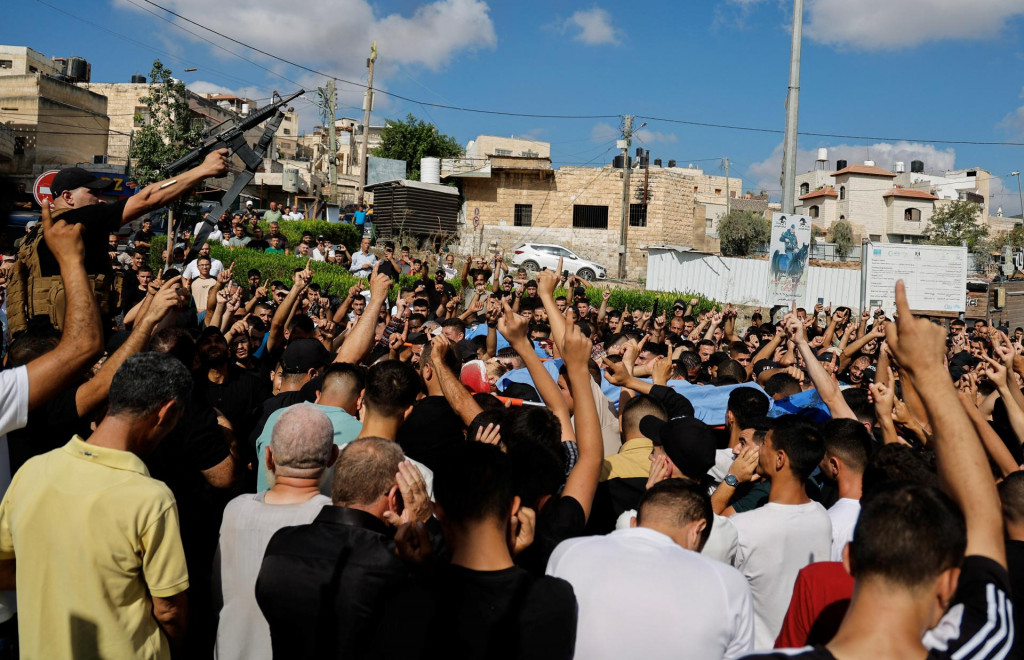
top-left (166, 89), bottom-right (304, 262)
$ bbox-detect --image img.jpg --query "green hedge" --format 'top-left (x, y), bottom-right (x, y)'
top-left (150, 235), bottom-right (720, 311)
top-left (253, 219), bottom-right (362, 253)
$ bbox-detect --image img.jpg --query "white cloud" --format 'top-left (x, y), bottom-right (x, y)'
top-left (746, 140), bottom-right (957, 196)
top-left (590, 122), bottom-right (619, 142)
top-left (116, 0), bottom-right (496, 77)
top-left (999, 98), bottom-right (1024, 138)
top-left (634, 129), bottom-right (678, 144)
top-left (187, 81), bottom-right (265, 99)
top-left (725, 0), bottom-right (1024, 50)
top-left (560, 8), bottom-right (622, 46)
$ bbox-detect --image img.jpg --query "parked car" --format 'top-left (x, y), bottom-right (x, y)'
top-left (511, 242), bottom-right (608, 281)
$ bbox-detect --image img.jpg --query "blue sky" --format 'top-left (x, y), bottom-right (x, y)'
top-left (11, 0), bottom-right (1024, 212)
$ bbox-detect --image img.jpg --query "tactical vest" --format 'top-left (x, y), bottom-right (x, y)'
top-left (6, 208), bottom-right (123, 336)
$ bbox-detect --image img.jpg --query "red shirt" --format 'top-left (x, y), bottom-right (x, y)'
top-left (775, 561), bottom-right (854, 648)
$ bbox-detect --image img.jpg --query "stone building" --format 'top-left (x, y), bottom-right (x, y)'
top-left (449, 136), bottom-right (720, 280)
top-left (795, 152), bottom-right (1008, 244)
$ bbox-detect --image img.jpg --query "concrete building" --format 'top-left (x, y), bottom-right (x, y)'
top-left (447, 136), bottom-right (719, 279)
top-left (0, 46), bottom-right (63, 78)
top-left (0, 70), bottom-right (109, 182)
top-left (795, 151), bottom-right (1007, 244)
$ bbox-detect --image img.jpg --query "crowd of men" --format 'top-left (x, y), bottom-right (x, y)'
top-left (0, 156), bottom-right (1018, 660)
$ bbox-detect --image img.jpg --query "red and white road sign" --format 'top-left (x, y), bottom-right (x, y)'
top-left (32, 169), bottom-right (60, 208)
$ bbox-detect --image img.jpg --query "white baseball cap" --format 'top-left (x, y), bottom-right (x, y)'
top-left (245, 200), bottom-right (253, 206)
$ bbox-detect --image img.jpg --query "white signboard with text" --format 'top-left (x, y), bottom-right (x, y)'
top-left (766, 212), bottom-right (813, 306)
top-left (863, 242), bottom-right (967, 315)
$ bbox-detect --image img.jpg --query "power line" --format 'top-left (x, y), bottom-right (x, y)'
top-left (135, 0), bottom-right (619, 120)
top-left (635, 114), bottom-right (1024, 147)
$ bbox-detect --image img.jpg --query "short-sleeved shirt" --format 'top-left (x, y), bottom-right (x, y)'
top-left (263, 210), bottom-right (283, 223)
top-left (191, 276), bottom-right (217, 311)
top-left (254, 403), bottom-right (363, 492)
top-left (0, 436), bottom-right (189, 659)
top-left (746, 556), bottom-right (1014, 659)
top-left (228, 236), bottom-right (251, 248)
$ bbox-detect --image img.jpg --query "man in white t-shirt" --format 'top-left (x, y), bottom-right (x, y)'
top-left (819, 418), bottom-right (869, 562)
top-left (729, 415), bottom-right (832, 650)
top-left (213, 404), bottom-right (335, 660)
top-left (182, 242), bottom-right (224, 279)
top-left (548, 479), bottom-right (754, 659)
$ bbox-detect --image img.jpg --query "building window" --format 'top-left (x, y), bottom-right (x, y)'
top-left (904, 208), bottom-right (921, 222)
top-left (714, 188), bottom-right (722, 195)
top-left (839, 215), bottom-right (845, 221)
top-left (0, 60), bottom-right (11, 69)
top-left (133, 107), bottom-right (149, 128)
top-left (572, 204), bottom-right (609, 229)
top-left (629, 203), bottom-right (647, 227)
top-left (800, 182), bottom-right (810, 195)
top-left (839, 186), bottom-right (846, 200)
top-left (493, 148), bottom-right (512, 157)
top-left (693, 186), bottom-right (698, 192)
top-left (29, 66), bottom-right (37, 73)
top-left (808, 205), bottom-right (820, 218)
top-left (514, 204), bottom-right (532, 227)
top-left (283, 128), bottom-right (291, 135)
top-left (520, 150), bottom-right (538, 158)
top-left (13, 137), bottom-right (25, 155)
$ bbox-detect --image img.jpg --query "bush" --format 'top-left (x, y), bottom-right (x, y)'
top-left (256, 220), bottom-right (362, 252)
top-left (719, 210), bottom-right (770, 256)
top-left (826, 219), bottom-right (854, 259)
top-left (151, 235), bottom-right (721, 311)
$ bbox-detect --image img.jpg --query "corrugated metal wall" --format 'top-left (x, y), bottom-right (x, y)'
top-left (646, 248), bottom-right (861, 308)
top-left (371, 184), bottom-right (461, 239)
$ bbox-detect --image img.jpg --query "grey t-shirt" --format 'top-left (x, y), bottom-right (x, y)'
top-left (213, 492), bottom-right (331, 660)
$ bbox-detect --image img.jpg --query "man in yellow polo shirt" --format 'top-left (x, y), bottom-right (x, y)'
top-left (0, 352), bottom-right (193, 659)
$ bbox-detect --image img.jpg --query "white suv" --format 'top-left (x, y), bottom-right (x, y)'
top-left (511, 243), bottom-right (608, 281)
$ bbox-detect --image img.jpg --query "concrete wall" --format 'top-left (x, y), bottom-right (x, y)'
top-left (469, 135), bottom-right (550, 159)
top-left (646, 248), bottom-right (862, 308)
top-left (885, 197), bottom-right (934, 240)
top-left (0, 46), bottom-right (61, 77)
top-left (456, 165), bottom-right (705, 279)
top-left (0, 74), bottom-right (108, 177)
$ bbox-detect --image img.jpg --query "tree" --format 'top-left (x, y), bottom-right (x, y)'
top-left (718, 210), bottom-right (770, 257)
top-left (924, 200), bottom-right (988, 252)
top-left (827, 219), bottom-right (854, 260)
top-left (129, 60), bottom-right (205, 187)
top-left (371, 114), bottom-right (462, 181)
top-left (990, 225), bottom-right (1024, 251)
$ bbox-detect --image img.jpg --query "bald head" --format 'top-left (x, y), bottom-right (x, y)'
top-left (268, 403), bottom-right (335, 480)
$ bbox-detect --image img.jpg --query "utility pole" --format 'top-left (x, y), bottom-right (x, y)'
top-left (780, 0), bottom-right (804, 215)
top-left (317, 81), bottom-right (338, 204)
top-left (1013, 171), bottom-right (1023, 221)
top-left (618, 115), bottom-right (633, 280)
top-left (326, 79), bottom-right (337, 204)
top-left (724, 157), bottom-right (731, 217)
top-left (357, 41), bottom-right (377, 206)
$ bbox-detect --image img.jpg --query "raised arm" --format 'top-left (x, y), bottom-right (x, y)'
top-left (426, 335), bottom-right (484, 427)
top-left (498, 300), bottom-right (574, 443)
top-left (886, 280), bottom-right (1005, 567)
top-left (558, 322), bottom-right (602, 520)
top-left (785, 313), bottom-right (856, 420)
top-left (76, 278), bottom-right (184, 416)
top-left (26, 205), bottom-right (103, 409)
top-left (123, 149), bottom-right (228, 224)
top-left (334, 269), bottom-right (391, 365)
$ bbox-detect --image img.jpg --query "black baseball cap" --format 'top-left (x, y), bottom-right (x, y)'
top-left (50, 167), bottom-right (114, 199)
top-left (280, 338), bottom-right (329, 374)
top-left (638, 415), bottom-right (715, 481)
top-left (673, 298), bottom-right (686, 308)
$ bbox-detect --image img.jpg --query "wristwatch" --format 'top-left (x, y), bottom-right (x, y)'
top-left (724, 474), bottom-right (739, 487)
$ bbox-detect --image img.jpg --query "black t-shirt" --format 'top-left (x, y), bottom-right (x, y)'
top-left (377, 259), bottom-right (400, 280)
top-left (7, 386), bottom-right (85, 473)
top-left (121, 285), bottom-right (147, 315)
top-left (1007, 540), bottom-right (1024, 659)
top-left (42, 200), bottom-right (127, 277)
top-left (743, 556), bottom-right (1014, 660)
top-left (195, 366), bottom-right (270, 449)
top-left (372, 564), bottom-right (577, 660)
top-left (247, 239), bottom-right (269, 252)
top-left (515, 495), bottom-right (586, 575)
top-left (396, 396), bottom-right (465, 471)
top-left (132, 228), bottom-right (154, 254)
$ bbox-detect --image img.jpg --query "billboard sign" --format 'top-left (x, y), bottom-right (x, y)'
top-left (862, 243), bottom-right (968, 316)
top-left (766, 212), bottom-right (812, 306)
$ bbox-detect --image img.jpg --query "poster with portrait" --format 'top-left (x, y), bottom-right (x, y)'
top-left (766, 212), bottom-right (812, 306)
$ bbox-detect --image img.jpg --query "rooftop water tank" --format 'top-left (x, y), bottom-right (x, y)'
top-left (836, 159), bottom-right (848, 170)
top-left (895, 161), bottom-right (905, 173)
top-left (816, 148), bottom-right (828, 161)
top-left (421, 157), bottom-right (441, 184)
top-left (911, 160), bottom-right (924, 173)
top-left (131, 74), bottom-right (147, 84)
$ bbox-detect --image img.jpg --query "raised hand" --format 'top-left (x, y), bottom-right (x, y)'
top-left (497, 300), bottom-right (529, 345)
top-left (382, 460), bottom-right (433, 526)
top-left (509, 506), bottom-right (536, 557)
top-left (475, 422), bottom-right (502, 446)
top-left (884, 280), bottom-right (947, 377)
top-left (727, 445), bottom-right (760, 483)
top-left (646, 452), bottom-right (673, 490)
